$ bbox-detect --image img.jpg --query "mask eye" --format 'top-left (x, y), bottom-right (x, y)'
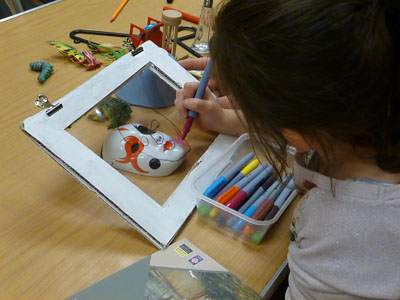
top-left (152, 133), bottom-right (164, 145)
top-left (140, 136), bottom-right (149, 146)
top-left (131, 143), bottom-right (139, 153)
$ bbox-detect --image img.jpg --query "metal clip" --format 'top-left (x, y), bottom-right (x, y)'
top-left (35, 94), bottom-right (63, 116)
top-left (131, 46), bottom-right (144, 57)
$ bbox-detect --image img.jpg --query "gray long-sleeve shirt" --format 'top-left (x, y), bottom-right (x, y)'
top-left (286, 155), bottom-right (400, 300)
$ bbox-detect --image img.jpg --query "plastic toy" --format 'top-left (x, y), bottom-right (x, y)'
top-left (87, 96), bottom-right (132, 129)
top-left (82, 51), bottom-right (102, 70)
top-left (102, 123), bottom-right (185, 177)
top-left (88, 41), bottom-right (126, 61)
top-left (29, 61), bottom-right (54, 83)
top-left (46, 40), bottom-right (101, 70)
top-left (129, 17), bottom-right (163, 48)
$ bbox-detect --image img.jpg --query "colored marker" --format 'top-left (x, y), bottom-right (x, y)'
top-left (251, 174), bottom-right (292, 220)
top-left (214, 159), bottom-right (259, 199)
top-left (225, 165), bottom-right (273, 210)
top-left (216, 164), bottom-right (265, 205)
top-left (231, 179), bottom-right (279, 232)
top-left (242, 174), bottom-right (292, 237)
top-left (217, 173), bottom-right (274, 227)
top-left (265, 178), bottom-right (295, 220)
top-left (250, 179), bottom-right (295, 243)
top-left (227, 175), bottom-right (275, 228)
top-left (209, 164), bottom-right (266, 218)
top-left (181, 58), bottom-right (213, 140)
top-left (243, 180), bottom-right (280, 218)
top-left (203, 152), bottom-right (254, 199)
top-left (238, 176), bottom-right (275, 214)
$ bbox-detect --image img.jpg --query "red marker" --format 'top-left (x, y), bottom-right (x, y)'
top-left (225, 166), bottom-right (273, 210)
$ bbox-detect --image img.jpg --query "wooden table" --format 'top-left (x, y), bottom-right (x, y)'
top-left (0, 1), bottom-right (298, 298)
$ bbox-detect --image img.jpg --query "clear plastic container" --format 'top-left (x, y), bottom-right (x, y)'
top-left (191, 134), bottom-right (297, 245)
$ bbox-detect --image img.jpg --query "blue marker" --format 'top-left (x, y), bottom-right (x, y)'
top-left (231, 180), bottom-right (279, 232)
top-left (244, 180), bottom-right (281, 217)
top-left (213, 159), bottom-right (260, 199)
top-left (265, 178), bottom-right (295, 220)
top-left (238, 176), bottom-right (275, 214)
top-left (215, 168), bottom-right (273, 226)
top-left (209, 164), bottom-right (267, 218)
top-left (203, 152), bottom-right (254, 198)
top-left (226, 176), bottom-right (275, 228)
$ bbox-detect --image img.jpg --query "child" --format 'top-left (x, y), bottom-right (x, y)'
top-left (175, 0), bottom-right (400, 299)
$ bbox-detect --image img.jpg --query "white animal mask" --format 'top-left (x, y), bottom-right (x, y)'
top-left (102, 123), bottom-right (185, 177)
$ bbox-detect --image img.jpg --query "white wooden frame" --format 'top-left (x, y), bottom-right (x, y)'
top-left (21, 41), bottom-right (235, 249)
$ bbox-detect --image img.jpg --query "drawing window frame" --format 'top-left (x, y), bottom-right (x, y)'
top-left (21, 41), bottom-right (233, 249)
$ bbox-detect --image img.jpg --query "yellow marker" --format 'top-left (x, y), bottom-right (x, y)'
top-left (241, 159), bottom-right (260, 175)
top-left (209, 159), bottom-right (261, 218)
top-left (213, 159), bottom-right (260, 202)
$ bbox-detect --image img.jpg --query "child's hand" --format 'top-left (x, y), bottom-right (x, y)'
top-left (175, 82), bottom-right (247, 136)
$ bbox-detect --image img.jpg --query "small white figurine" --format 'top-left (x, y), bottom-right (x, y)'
top-left (102, 123), bottom-right (185, 177)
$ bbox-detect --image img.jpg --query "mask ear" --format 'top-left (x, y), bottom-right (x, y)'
top-left (282, 129), bottom-right (313, 153)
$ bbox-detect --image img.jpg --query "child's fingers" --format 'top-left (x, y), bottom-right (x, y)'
top-left (175, 82), bottom-right (210, 118)
top-left (179, 57), bottom-right (209, 70)
top-left (183, 82), bottom-right (200, 99)
top-left (183, 97), bottom-right (214, 115)
top-left (175, 89), bottom-right (188, 118)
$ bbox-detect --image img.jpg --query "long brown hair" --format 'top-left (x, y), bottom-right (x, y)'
top-left (210, 0), bottom-right (400, 174)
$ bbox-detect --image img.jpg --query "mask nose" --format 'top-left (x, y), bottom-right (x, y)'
top-left (163, 140), bottom-right (174, 151)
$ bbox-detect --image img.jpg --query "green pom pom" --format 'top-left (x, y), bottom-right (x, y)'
top-left (251, 231), bottom-right (265, 244)
top-left (198, 203), bottom-right (211, 216)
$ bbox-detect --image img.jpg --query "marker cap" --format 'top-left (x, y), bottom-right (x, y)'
top-left (216, 186), bottom-right (239, 204)
top-left (203, 177), bottom-right (227, 198)
top-left (241, 159), bottom-right (259, 176)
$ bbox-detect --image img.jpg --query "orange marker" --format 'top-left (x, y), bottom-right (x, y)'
top-left (216, 164), bottom-right (265, 204)
top-left (208, 186), bottom-right (239, 218)
top-left (209, 164), bottom-right (266, 218)
top-left (217, 186), bottom-right (238, 204)
top-left (110, 0), bottom-right (129, 22)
